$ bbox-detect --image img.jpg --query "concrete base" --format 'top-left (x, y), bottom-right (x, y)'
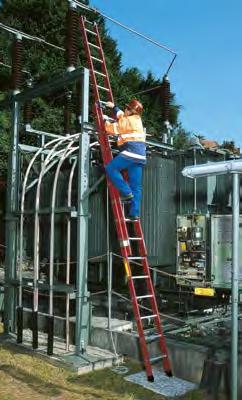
top-left (125, 368), bottom-right (197, 397)
top-left (2, 329), bottom-right (122, 375)
top-left (90, 326), bottom-right (209, 383)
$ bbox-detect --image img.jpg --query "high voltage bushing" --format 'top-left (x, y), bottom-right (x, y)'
top-left (11, 35), bottom-right (23, 93)
top-left (161, 74), bottom-right (171, 123)
top-left (64, 91), bottom-right (73, 134)
top-left (66, 3), bottom-right (79, 71)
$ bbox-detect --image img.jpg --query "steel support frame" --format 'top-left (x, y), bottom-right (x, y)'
top-left (75, 68), bottom-right (90, 354)
top-left (4, 68), bottom-right (91, 355)
top-left (4, 101), bottom-right (20, 332)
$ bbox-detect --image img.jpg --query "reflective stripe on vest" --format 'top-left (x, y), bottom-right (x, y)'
top-left (121, 150), bottom-right (146, 160)
top-left (117, 131), bottom-right (145, 146)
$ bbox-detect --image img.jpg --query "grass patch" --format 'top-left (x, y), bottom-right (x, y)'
top-left (0, 329), bottom-right (207, 400)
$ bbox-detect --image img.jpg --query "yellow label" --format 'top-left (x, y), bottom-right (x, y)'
top-left (123, 259), bottom-right (131, 278)
top-left (194, 287), bottom-right (215, 297)
top-left (180, 242), bottom-right (187, 251)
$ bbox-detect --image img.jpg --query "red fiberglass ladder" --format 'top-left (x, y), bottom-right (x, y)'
top-left (79, 16), bottom-right (172, 381)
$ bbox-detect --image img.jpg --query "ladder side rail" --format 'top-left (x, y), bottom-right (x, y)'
top-left (92, 22), bottom-right (132, 249)
top-left (126, 263), bottom-right (154, 380)
top-left (133, 220), bottom-right (147, 256)
top-left (94, 108), bottom-right (132, 257)
top-left (141, 257), bottom-right (172, 373)
top-left (80, 18), bottom-right (101, 104)
top-left (94, 23), bottom-right (114, 102)
top-left (80, 17), bottom-right (131, 255)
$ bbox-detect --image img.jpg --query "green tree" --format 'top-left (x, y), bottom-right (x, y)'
top-left (0, 0), bottom-right (188, 177)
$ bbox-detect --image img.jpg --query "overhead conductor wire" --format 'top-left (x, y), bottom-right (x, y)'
top-left (73, 0), bottom-right (177, 74)
top-left (0, 22), bottom-right (65, 51)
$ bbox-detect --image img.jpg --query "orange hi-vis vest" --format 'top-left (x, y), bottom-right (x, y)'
top-left (105, 110), bottom-right (146, 147)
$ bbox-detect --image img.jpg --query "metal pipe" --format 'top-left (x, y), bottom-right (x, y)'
top-left (106, 185), bottom-right (113, 330)
top-left (26, 127), bottom-right (67, 139)
top-left (66, 158), bottom-right (77, 350)
top-left (4, 100), bottom-right (20, 333)
top-left (193, 148), bottom-right (197, 212)
top-left (75, 68), bottom-right (90, 355)
top-left (182, 159), bottom-right (242, 178)
top-left (49, 145), bottom-right (78, 316)
top-left (231, 173), bottom-right (239, 400)
top-left (48, 144), bottom-right (78, 355)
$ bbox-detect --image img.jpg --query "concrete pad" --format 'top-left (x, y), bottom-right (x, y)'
top-left (125, 368), bottom-right (198, 398)
top-left (3, 330), bottom-right (122, 375)
top-left (92, 316), bottom-right (133, 332)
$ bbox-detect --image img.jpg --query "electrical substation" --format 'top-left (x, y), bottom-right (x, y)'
top-left (0, 1), bottom-right (241, 399)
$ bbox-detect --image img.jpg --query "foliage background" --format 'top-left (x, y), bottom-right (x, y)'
top-left (0, 0), bottom-right (191, 178)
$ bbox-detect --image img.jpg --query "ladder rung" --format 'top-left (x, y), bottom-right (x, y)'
top-left (91, 56), bottom-right (103, 63)
top-left (128, 257), bottom-right (145, 260)
top-left (140, 314), bottom-right (157, 320)
top-left (136, 295), bottom-right (153, 300)
top-left (97, 85), bottom-right (110, 92)
top-left (86, 28), bottom-right (97, 36)
top-left (132, 275), bottom-right (148, 279)
top-left (85, 19), bottom-right (94, 25)
top-left (88, 42), bottom-right (100, 50)
top-left (150, 355), bottom-right (167, 364)
top-left (128, 237), bottom-right (142, 241)
top-left (146, 334), bottom-right (162, 344)
top-left (94, 70), bottom-right (106, 77)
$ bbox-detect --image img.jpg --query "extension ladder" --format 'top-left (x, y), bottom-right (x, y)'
top-left (79, 16), bottom-right (172, 381)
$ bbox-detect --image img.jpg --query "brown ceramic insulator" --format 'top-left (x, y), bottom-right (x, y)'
top-left (23, 102), bottom-right (32, 125)
top-left (11, 38), bottom-right (23, 91)
top-left (64, 91), bottom-right (72, 134)
top-left (66, 8), bottom-right (79, 68)
top-left (161, 75), bottom-right (170, 122)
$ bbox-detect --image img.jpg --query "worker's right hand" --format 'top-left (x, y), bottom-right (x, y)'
top-left (103, 114), bottom-right (109, 122)
top-left (106, 101), bottom-right (115, 108)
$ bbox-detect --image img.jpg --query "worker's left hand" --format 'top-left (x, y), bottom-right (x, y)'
top-left (106, 101), bottom-right (115, 108)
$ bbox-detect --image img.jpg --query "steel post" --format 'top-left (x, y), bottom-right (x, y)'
top-left (4, 101), bottom-right (20, 333)
top-left (75, 68), bottom-right (90, 354)
top-left (231, 173), bottom-right (239, 400)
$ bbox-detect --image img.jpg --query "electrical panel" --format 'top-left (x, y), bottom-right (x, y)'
top-left (210, 215), bottom-right (242, 289)
top-left (176, 214), bottom-right (207, 286)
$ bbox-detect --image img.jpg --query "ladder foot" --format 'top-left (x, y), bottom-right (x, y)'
top-left (165, 370), bottom-right (173, 377)
top-left (148, 375), bottom-right (154, 382)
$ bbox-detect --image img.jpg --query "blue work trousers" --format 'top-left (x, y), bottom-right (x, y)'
top-left (105, 154), bottom-right (144, 217)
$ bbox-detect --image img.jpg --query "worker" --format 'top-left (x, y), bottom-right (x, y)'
top-left (103, 99), bottom-right (146, 220)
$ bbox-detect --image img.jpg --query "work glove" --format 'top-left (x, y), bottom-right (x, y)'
top-left (103, 114), bottom-right (110, 122)
top-left (106, 101), bottom-right (115, 108)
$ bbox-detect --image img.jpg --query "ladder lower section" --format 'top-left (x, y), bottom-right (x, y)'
top-left (79, 15), bottom-right (172, 381)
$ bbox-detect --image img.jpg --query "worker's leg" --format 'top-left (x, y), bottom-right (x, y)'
top-left (127, 163), bottom-right (143, 217)
top-left (105, 155), bottom-right (133, 197)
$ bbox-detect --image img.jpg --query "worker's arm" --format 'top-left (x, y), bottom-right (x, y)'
top-left (104, 102), bottom-right (124, 135)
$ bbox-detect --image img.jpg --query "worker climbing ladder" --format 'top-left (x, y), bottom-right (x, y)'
top-left (79, 16), bottom-right (172, 381)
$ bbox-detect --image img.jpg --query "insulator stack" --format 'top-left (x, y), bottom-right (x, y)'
top-left (161, 75), bottom-right (170, 123)
top-left (66, 5), bottom-right (79, 70)
top-left (64, 91), bottom-right (72, 134)
top-left (23, 102), bottom-right (32, 125)
top-left (11, 36), bottom-right (23, 92)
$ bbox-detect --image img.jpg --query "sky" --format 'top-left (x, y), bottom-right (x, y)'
top-left (92, 0), bottom-right (242, 147)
